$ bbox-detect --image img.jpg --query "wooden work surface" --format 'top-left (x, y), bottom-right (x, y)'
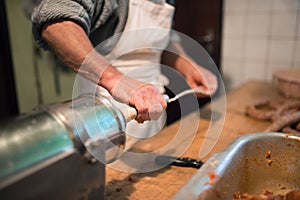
top-left (105, 80), bottom-right (287, 200)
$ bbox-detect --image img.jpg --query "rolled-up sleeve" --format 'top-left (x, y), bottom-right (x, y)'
top-left (31, 0), bottom-right (96, 50)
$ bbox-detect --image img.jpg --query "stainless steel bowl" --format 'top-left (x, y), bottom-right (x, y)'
top-left (174, 132), bottom-right (300, 200)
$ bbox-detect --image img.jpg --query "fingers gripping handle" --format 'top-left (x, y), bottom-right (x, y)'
top-left (122, 94), bottom-right (170, 122)
top-left (122, 89), bottom-right (207, 122)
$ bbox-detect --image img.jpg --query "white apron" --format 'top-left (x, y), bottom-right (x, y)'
top-left (80, 0), bottom-right (174, 149)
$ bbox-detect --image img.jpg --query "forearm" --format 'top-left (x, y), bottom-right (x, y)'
top-left (161, 41), bottom-right (218, 96)
top-left (41, 20), bottom-right (167, 121)
top-left (161, 41), bottom-right (197, 76)
top-left (41, 20), bottom-right (122, 92)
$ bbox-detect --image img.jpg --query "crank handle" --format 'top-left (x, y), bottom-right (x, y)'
top-left (123, 94), bottom-right (170, 122)
top-left (122, 88), bottom-right (205, 122)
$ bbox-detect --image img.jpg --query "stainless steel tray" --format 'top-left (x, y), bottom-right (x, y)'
top-left (173, 132), bottom-right (300, 200)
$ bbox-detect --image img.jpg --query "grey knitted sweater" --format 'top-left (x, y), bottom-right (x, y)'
top-left (31, 0), bottom-right (129, 54)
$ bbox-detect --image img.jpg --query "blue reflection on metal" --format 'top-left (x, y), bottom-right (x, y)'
top-left (0, 112), bottom-right (73, 178)
top-left (81, 106), bottom-right (119, 139)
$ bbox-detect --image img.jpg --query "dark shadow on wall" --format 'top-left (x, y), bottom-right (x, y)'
top-left (0, 0), bottom-right (19, 120)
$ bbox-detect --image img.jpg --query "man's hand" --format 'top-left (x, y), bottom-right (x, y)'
top-left (162, 42), bottom-right (218, 98)
top-left (41, 20), bottom-right (166, 123)
top-left (179, 62), bottom-right (218, 97)
top-left (109, 75), bottom-right (167, 123)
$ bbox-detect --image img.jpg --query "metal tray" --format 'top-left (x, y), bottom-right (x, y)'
top-left (173, 132), bottom-right (300, 200)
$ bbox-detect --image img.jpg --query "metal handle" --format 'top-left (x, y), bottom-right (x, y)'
top-left (155, 155), bottom-right (204, 169)
top-left (123, 94), bottom-right (170, 122)
top-left (122, 88), bottom-right (206, 122)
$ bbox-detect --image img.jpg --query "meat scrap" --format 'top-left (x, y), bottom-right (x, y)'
top-left (232, 189), bottom-right (300, 200)
top-left (265, 150), bottom-right (273, 165)
top-left (267, 159), bottom-right (273, 166)
top-left (265, 150), bottom-right (271, 159)
top-left (286, 190), bottom-right (300, 200)
top-left (205, 172), bottom-right (217, 185)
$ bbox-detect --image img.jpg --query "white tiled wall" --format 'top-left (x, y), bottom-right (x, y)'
top-left (222, 0), bottom-right (300, 91)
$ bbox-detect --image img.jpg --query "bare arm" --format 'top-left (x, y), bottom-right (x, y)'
top-left (161, 41), bottom-right (218, 97)
top-left (42, 20), bottom-right (166, 122)
top-left (42, 20), bottom-right (122, 92)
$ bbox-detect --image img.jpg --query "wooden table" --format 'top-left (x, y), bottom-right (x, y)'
top-left (105, 80), bottom-right (286, 200)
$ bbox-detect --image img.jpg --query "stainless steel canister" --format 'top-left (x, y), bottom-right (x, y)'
top-left (0, 93), bottom-right (126, 188)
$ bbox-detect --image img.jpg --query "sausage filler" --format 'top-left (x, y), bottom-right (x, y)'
top-left (0, 89), bottom-right (204, 199)
top-left (0, 94), bottom-right (129, 200)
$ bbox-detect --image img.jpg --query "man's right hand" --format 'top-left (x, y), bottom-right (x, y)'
top-left (108, 75), bottom-right (167, 123)
top-left (41, 20), bottom-right (166, 123)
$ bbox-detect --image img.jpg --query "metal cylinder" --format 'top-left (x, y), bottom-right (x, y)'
top-left (0, 94), bottom-right (126, 188)
top-left (44, 93), bottom-right (127, 164)
top-left (0, 111), bottom-right (73, 180)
